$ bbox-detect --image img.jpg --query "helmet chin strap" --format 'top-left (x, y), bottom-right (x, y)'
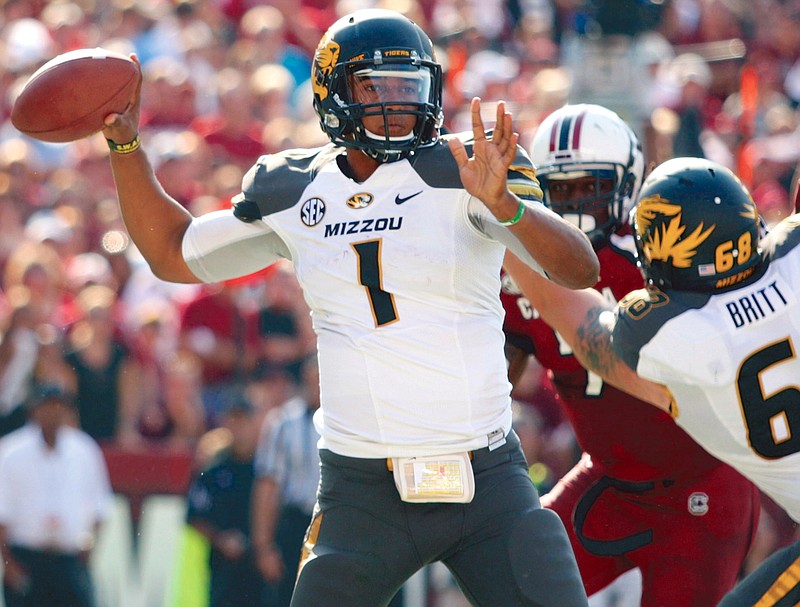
top-left (363, 145), bottom-right (407, 164)
top-left (364, 127), bottom-right (415, 143)
top-left (362, 128), bottom-right (415, 163)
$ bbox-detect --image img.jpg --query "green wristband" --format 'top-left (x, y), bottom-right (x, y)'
top-left (498, 200), bottom-right (526, 226)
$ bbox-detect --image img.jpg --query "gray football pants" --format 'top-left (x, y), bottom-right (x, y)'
top-left (290, 431), bottom-right (588, 607)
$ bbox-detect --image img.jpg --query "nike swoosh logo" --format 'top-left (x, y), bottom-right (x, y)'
top-left (395, 191), bottom-right (422, 205)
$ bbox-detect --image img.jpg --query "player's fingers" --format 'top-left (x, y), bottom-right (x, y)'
top-left (504, 132), bottom-right (520, 165)
top-left (493, 113), bottom-right (513, 159)
top-left (471, 97), bottom-right (487, 142)
top-left (492, 101), bottom-right (506, 143)
top-left (448, 137), bottom-right (468, 168)
top-left (105, 54), bottom-right (142, 131)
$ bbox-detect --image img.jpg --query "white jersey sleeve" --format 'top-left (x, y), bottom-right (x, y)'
top-left (183, 209), bottom-right (290, 282)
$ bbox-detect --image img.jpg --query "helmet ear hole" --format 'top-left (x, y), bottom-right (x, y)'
top-left (622, 173), bottom-right (635, 199)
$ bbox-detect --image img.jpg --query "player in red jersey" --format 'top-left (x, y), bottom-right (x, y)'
top-left (502, 104), bottom-right (760, 606)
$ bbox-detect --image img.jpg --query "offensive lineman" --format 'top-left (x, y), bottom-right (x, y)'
top-left (506, 156), bottom-right (800, 606)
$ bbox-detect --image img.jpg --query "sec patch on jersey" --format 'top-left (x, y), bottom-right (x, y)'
top-left (11, 47), bottom-right (138, 143)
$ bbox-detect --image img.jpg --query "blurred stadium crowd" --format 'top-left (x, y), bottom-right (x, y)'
top-left (1, 0), bottom-right (800, 605)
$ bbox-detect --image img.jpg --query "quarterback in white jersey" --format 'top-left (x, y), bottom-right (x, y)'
top-left (508, 157), bottom-right (800, 607)
top-left (186, 136), bottom-right (554, 459)
top-left (102, 8), bottom-right (598, 607)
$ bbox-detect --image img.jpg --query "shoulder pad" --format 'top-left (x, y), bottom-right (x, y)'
top-left (613, 288), bottom-right (669, 371)
top-left (414, 132), bottom-right (542, 201)
top-left (410, 138), bottom-right (462, 188)
top-left (614, 287), bottom-right (711, 370)
top-left (762, 214), bottom-right (800, 261)
top-left (234, 144), bottom-right (340, 221)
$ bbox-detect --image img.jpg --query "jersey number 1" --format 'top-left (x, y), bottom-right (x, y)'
top-left (352, 239), bottom-right (398, 327)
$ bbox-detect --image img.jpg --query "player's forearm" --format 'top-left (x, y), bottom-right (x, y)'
top-left (506, 253), bottom-right (606, 360)
top-left (251, 478), bottom-right (281, 553)
top-left (500, 195), bottom-right (599, 289)
top-left (505, 254), bottom-right (672, 411)
top-left (108, 149), bottom-right (199, 283)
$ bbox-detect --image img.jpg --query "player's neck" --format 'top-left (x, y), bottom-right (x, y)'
top-left (343, 148), bottom-right (380, 183)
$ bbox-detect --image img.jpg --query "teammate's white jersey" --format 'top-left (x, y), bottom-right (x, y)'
top-left (613, 216), bottom-right (800, 521)
top-left (183, 139), bottom-right (550, 458)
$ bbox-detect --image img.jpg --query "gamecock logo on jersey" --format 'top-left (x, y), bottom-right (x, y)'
top-left (687, 492), bottom-right (709, 516)
top-left (301, 198), bottom-right (326, 227)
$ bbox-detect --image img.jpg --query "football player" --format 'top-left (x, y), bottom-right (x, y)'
top-left (506, 156), bottom-right (800, 607)
top-left (102, 8), bottom-right (599, 607)
top-left (502, 105), bottom-right (759, 606)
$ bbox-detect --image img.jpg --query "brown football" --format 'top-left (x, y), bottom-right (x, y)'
top-left (11, 48), bottom-right (138, 143)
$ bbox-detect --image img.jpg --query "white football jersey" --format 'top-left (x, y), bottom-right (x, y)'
top-left (183, 139), bottom-right (550, 458)
top-left (613, 216), bottom-right (800, 521)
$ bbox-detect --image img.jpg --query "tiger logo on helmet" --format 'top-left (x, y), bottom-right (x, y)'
top-left (312, 39), bottom-right (340, 102)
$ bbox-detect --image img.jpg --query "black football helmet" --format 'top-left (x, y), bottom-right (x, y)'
top-left (633, 157), bottom-right (762, 291)
top-left (311, 9), bottom-right (443, 163)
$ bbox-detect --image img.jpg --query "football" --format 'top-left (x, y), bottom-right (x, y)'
top-left (11, 48), bottom-right (138, 143)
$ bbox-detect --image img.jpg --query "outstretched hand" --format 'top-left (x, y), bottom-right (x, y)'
top-left (103, 53), bottom-right (143, 144)
top-left (448, 98), bottom-right (519, 210)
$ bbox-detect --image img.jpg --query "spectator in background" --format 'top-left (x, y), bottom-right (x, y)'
top-left (147, 129), bottom-right (214, 208)
top-left (125, 299), bottom-right (206, 445)
top-left (191, 67), bottom-right (266, 170)
top-left (242, 364), bottom-right (296, 425)
top-left (186, 395), bottom-right (266, 607)
top-left (0, 284), bottom-right (73, 437)
top-left (0, 287), bottom-right (43, 436)
top-left (248, 63), bottom-right (297, 140)
top-left (252, 355), bottom-right (321, 606)
top-left (0, 237), bottom-right (77, 438)
top-left (257, 261), bottom-right (316, 383)
top-left (0, 384), bottom-right (113, 607)
top-left (667, 53), bottom-right (714, 159)
top-left (62, 284), bottom-right (141, 446)
top-left (158, 352), bottom-right (207, 444)
top-left (178, 281), bottom-right (260, 427)
top-left (0, 193), bottom-right (28, 271)
top-left (3, 239), bottom-right (70, 330)
top-left (139, 56), bottom-right (198, 130)
top-left (236, 4), bottom-right (312, 94)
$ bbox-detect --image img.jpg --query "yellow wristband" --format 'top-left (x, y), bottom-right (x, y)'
top-left (498, 200), bottom-right (526, 226)
top-left (106, 134), bottom-right (141, 154)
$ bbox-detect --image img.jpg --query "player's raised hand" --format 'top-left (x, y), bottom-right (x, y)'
top-left (102, 53), bottom-right (143, 145)
top-left (448, 98), bottom-right (519, 210)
